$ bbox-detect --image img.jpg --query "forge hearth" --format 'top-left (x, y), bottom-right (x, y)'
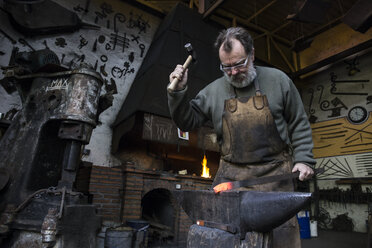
top-left (87, 164), bottom-right (213, 246)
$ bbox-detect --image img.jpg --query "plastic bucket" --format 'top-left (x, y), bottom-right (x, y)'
top-left (297, 211), bottom-right (311, 239)
top-left (96, 229), bottom-right (106, 248)
top-left (310, 220), bottom-right (318, 237)
top-left (104, 226), bottom-right (133, 248)
top-left (97, 221), bottom-right (122, 248)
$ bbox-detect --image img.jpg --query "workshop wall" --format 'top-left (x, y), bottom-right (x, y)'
top-left (0, 0), bottom-right (161, 166)
top-left (300, 50), bottom-right (372, 233)
top-left (301, 51), bottom-right (372, 177)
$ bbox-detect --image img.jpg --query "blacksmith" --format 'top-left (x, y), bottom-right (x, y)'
top-left (167, 27), bottom-right (315, 248)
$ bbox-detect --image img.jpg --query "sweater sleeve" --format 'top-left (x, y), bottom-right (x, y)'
top-left (167, 86), bottom-right (209, 131)
top-left (283, 76), bottom-right (316, 166)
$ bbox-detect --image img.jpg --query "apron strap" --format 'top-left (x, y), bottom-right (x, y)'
top-left (229, 75), bottom-right (261, 98)
top-left (254, 77), bottom-right (262, 96)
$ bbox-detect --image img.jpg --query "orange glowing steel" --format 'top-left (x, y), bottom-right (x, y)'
top-left (201, 155), bottom-right (210, 178)
top-left (213, 182), bottom-right (233, 193)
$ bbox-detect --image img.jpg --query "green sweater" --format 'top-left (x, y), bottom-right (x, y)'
top-left (167, 66), bottom-right (315, 166)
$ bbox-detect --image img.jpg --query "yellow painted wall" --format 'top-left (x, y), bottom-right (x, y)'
top-left (299, 23), bottom-right (372, 69)
top-left (311, 113), bottom-right (372, 158)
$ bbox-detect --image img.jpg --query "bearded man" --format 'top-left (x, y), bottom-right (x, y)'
top-left (167, 27), bottom-right (315, 248)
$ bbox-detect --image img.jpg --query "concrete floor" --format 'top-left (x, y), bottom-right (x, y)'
top-left (156, 229), bottom-right (369, 248)
top-left (301, 229), bottom-right (368, 248)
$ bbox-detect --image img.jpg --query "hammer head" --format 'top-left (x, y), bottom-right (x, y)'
top-left (184, 43), bottom-right (197, 62)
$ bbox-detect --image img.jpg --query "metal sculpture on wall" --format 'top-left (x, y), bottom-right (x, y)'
top-left (320, 97), bottom-right (348, 118)
top-left (344, 56), bottom-right (361, 76)
top-left (312, 116), bottom-right (372, 156)
top-left (316, 157), bottom-right (354, 179)
top-left (301, 55), bottom-right (372, 179)
top-left (330, 72), bottom-right (369, 96)
top-left (0, 0), bottom-right (152, 97)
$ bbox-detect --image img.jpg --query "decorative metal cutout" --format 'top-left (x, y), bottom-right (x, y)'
top-left (330, 72), bottom-right (369, 96)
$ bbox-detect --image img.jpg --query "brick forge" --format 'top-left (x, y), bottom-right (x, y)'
top-left (88, 164), bottom-right (213, 246)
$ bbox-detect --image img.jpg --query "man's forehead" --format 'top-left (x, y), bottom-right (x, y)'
top-left (219, 48), bottom-right (247, 65)
top-left (220, 38), bottom-right (245, 52)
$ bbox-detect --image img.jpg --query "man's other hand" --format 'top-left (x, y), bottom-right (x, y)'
top-left (292, 163), bottom-right (314, 181)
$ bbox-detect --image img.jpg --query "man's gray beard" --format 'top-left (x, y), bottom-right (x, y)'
top-left (224, 60), bottom-right (257, 88)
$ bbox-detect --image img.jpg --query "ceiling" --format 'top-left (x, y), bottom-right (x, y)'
top-left (128, 0), bottom-right (365, 73)
top-left (131, 0), bottom-right (358, 46)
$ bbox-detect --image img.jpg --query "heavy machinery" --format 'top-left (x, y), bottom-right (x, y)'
top-left (0, 47), bottom-right (104, 247)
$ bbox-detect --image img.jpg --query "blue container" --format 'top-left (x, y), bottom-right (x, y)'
top-left (297, 210), bottom-right (311, 239)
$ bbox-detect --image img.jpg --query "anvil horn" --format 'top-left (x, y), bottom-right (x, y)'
top-left (172, 190), bottom-right (311, 234)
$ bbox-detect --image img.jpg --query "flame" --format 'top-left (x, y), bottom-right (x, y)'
top-left (201, 155), bottom-right (210, 178)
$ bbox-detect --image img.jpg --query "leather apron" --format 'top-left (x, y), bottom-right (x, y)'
top-left (212, 79), bottom-right (301, 248)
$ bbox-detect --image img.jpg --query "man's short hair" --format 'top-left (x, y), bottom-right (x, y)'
top-left (214, 27), bottom-right (254, 55)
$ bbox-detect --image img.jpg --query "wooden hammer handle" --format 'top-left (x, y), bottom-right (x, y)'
top-left (167, 55), bottom-right (193, 93)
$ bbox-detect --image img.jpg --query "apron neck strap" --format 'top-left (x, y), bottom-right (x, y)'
top-left (254, 77), bottom-right (262, 96)
top-left (230, 76), bottom-right (261, 98)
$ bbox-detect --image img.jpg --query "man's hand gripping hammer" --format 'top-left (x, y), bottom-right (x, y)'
top-left (167, 43), bottom-right (196, 93)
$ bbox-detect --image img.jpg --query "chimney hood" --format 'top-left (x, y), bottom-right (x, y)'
top-left (112, 3), bottom-right (223, 150)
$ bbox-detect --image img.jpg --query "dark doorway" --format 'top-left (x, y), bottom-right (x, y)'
top-left (141, 188), bottom-right (175, 246)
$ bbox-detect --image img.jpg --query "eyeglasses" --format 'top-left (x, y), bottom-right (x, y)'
top-left (220, 56), bottom-right (249, 73)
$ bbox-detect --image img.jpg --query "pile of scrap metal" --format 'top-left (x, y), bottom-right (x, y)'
top-left (0, 47), bottom-right (107, 247)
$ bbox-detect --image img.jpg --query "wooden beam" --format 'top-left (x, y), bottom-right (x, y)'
top-left (246, 0), bottom-right (277, 23)
top-left (253, 21), bottom-right (291, 41)
top-left (292, 51), bottom-right (298, 71)
top-left (267, 35), bottom-right (271, 62)
top-left (271, 21), bottom-right (292, 35)
top-left (232, 16), bottom-right (237, 27)
top-left (189, 0), bottom-right (193, 9)
top-left (253, 32), bottom-right (268, 41)
top-left (203, 0), bottom-right (225, 18)
top-left (292, 39), bottom-right (372, 78)
top-left (299, 23), bottom-right (372, 68)
top-left (210, 13), bottom-right (293, 73)
top-left (215, 9), bottom-right (292, 47)
top-left (296, 15), bottom-right (344, 43)
top-left (209, 14), bottom-right (233, 28)
top-left (198, 0), bottom-right (205, 14)
top-left (270, 36), bottom-right (295, 72)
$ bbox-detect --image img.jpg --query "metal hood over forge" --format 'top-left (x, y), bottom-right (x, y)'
top-left (112, 3), bottom-right (223, 149)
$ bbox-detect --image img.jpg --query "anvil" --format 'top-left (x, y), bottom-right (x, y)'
top-left (173, 190), bottom-right (311, 235)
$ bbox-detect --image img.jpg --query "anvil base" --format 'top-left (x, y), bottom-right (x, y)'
top-left (187, 225), bottom-right (272, 248)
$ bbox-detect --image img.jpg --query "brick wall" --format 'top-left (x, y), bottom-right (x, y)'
top-left (89, 166), bottom-right (124, 221)
top-left (87, 164), bottom-right (213, 243)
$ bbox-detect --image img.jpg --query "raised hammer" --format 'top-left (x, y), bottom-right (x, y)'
top-left (167, 43), bottom-right (196, 93)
